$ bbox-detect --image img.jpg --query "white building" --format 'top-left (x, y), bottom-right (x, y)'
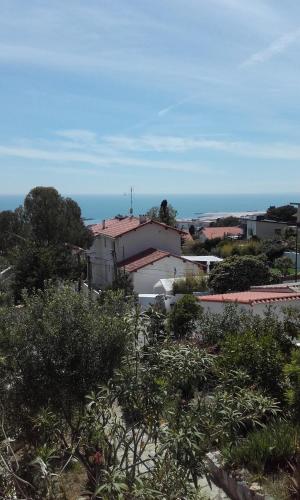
top-left (197, 285), bottom-right (300, 318)
top-left (242, 216), bottom-right (289, 240)
top-left (88, 216), bottom-right (201, 293)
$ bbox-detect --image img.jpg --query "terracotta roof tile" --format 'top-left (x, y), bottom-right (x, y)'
top-left (201, 226), bottom-right (243, 240)
top-left (89, 216), bottom-right (183, 238)
top-left (117, 248), bottom-right (171, 272)
top-left (198, 290), bottom-right (300, 305)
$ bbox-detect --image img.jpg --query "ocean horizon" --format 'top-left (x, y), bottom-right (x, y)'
top-left (1, 193), bottom-right (299, 224)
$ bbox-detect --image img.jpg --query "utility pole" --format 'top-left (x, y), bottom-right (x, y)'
top-left (290, 202), bottom-right (300, 282)
top-left (129, 187), bottom-right (133, 216)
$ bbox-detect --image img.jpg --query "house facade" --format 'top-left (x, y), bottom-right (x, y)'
top-left (242, 217), bottom-right (289, 240)
top-left (88, 216), bottom-right (201, 292)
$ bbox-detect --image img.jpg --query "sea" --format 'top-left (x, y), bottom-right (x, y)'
top-left (0, 193), bottom-right (299, 225)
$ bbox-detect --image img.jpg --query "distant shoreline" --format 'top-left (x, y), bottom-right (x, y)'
top-left (0, 193), bottom-right (298, 223)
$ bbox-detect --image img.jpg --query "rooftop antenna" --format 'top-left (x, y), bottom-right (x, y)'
top-left (129, 187), bottom-right (134, 215)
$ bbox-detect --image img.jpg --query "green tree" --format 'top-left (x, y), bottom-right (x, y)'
top-left (111, 269), bottom-right (134, 295)
top-left (168, 295), bottom-right (200, 339)
top-left (0, 286), bottom-right (130, 429)
top-left (274, 256), bottom-right (293, 277)
top-left (12, 242), bottom-right (83, 300)
top-left (266, 204), bottom-right (297, 223)
top-left (146, 199), bottom-right (177, 227)
top-left (24, 186), bottom-right (92, 247)
top-left (2, 187), bottom-right (93, 300)
top-left (0, 207), bottom-right (27, 253)
top-left (284, 349), bottom-right (300, 421)
top-left (210, 216), bottom-right (240, 227)
top-left (208, 255), bottom-right (271, 293)
top-left (220, 330), bottom-right (285, 399)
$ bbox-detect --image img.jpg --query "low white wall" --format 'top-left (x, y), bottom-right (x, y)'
top-left (199, 300), bottom-right (300, 318)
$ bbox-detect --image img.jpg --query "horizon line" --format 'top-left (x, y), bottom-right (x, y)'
top-left (1, 191), bottom-right (300, 197)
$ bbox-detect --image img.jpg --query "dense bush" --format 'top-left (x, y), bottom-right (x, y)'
top-left (208, 255), bottom-right (271, 293)
top-left (168, 294), bottom-right (201, 339)
top-left (216, 239), bottom-right (263, 258)
top-left (198, 304), bottom-right (297, 351)
top-left (172, 274), bottom-right (207, 294)
top-left (224, 422), bottom-right (299, 473)
top-left (285, 349), bottom-right (300, 421)
top-left (0, 286), bottom-right (130, 430)
top-left (219, 330), bottom-right (286, 399)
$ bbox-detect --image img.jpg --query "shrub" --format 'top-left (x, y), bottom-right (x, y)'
top-left (220, 330), bottom-right (285, 399)
top-left (274, 256), bottom-right (293, 277)
top-left (224, 422), bottom-right (299, 473)
top-left (285, 349), bottom-right (300, 420)
top-left (172, 275), bottom-right (207, 294)
top-left (168, 295), bottom-right (200, 339)
top-left (208, 255), bottom-right (271, 293)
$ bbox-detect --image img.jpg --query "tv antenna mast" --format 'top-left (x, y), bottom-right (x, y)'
top-left (129, 187), bottom-right (134, 215)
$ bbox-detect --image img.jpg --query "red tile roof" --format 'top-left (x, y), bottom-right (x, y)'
top-left (89, 216), bottom-right (183, 238)
top-left (117, 248), bottom-right (171, 272)
top-left (198, 290), bottom-right (300, 305)
top-left (201, 226), bottom-right (243, 240)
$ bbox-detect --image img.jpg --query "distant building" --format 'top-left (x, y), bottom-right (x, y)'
top-left (242, 215), bottom-right (289, 240)
top-left (198, 226), bottom-right (243, 242)
top-left (88, 216), bottom-right (201, 293)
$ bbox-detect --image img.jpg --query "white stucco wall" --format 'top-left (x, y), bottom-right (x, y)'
top-left (88, 235), bottom-right (115, 288)
top-left (115, 224), bottom-right (181, 262)
top-left (131, 256), bottom-right (201, 294)
top-left (199, 300), bottom-right (300, 318)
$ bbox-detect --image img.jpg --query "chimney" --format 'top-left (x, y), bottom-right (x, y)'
top-left (102, 219), bottom-right (106, 229)
top-left (139, 214), bottom-right (146, 224)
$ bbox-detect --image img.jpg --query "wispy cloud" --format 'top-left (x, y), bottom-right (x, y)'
top-left (0, 137), bottom-right (209, 174)
top-left (103, 134), bottom-right (300, 160)
top-left (55, 129), bottom-right (98, 143)
top-left (240, 28), bottom-right (300, 68)
top-left (157, 95), bottom-right (196, 117)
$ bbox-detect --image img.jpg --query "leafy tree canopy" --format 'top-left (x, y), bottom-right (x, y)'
top-left (0, 286), bottom-right (130, 427)
top-left (266, 204), bottom-right (297, 224)
top-left (168, 294), bottom-right (200, 339)
top-left (209, 216), bottom-right (240, 227)
top-left (24, 186), bottom-right (92, 247)
top-left (208, 255), bottom-right (271, 293)
top-left (146, 199), bottom-right (177, 227)
top-left (0, 207), bottom-right (28, 253)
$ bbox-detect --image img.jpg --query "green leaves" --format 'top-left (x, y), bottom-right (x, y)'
top-left (208, 255), bottom-right (272, 293)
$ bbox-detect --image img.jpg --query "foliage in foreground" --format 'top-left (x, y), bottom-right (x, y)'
top-left (168, 294), bottom-right (201, 339)
top-left (223, 422), bottom-right (299, 474)
top-left (0, 286), bottom-right (131, 433)
top-left (1, 287), bottom-right (300, 498)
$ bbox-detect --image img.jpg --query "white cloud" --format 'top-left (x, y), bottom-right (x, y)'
top-left (240, 28), bottom-right (300, 68)
top-left (0, 142), bottom-right (208, 174)
top-left (102, 134), bottom-right (300, 160)
top-left (55, 129), bottom-right (98, 143)
top-left (157, 96), bottom-right (196, 117)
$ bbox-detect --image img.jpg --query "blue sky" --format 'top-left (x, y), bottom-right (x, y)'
top-left (1, 0), bottom-right (300, 194)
